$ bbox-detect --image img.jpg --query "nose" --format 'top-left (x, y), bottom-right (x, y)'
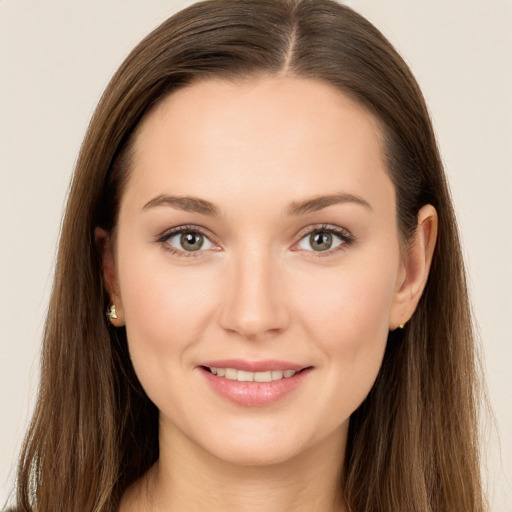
top-left (219, 245), bottom-right (290, 341)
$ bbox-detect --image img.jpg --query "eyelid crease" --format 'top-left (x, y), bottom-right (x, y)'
top-left (294, 223), bottom-right (354, 244)
top-left (156, 224), bottom-right (214, 242)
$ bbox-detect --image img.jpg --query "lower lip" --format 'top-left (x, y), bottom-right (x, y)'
top-left (200, 367), bottom-right (312, 407)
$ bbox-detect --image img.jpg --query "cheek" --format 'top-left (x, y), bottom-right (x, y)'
top-left (294, 258), bottom-right (396, 342)
top-left (291, 256), bottom-right (397, 408)
top-left (116, 244), bottom-right (219, 385)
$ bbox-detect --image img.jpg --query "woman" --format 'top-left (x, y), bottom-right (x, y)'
top-left (11, 0), bottom-right (485, 510)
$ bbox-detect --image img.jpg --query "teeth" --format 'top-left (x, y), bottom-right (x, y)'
top-left (254, 371), bottom-right (272, 383)
top-left (225, 368), bottom-right (237, 380)
top-left (237, 370), bottom-right (254, 382)
top-left (208, 367), bottom-right (297, 382)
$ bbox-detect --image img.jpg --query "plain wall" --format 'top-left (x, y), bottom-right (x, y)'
top-left (1, 0), bottom-right (511, 509)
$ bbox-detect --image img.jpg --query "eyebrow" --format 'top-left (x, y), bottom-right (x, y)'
top-left (287, 192), bottom-right (372, 215)
top-left (142, 195), bottom-right (219, 215)
top-left (142, 191), bottom-right (371, 216)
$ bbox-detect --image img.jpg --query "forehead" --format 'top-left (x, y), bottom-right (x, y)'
top-left (124, 76), bottom-right (391, 211)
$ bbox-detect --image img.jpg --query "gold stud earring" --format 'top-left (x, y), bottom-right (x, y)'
top-left (106, 304), bottom-right (118, 321)
top-left (398, 323), bottom-right (405, 329)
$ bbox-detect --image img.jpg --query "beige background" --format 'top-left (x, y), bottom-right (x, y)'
top-left (1, 0), bottom-right (511, 509)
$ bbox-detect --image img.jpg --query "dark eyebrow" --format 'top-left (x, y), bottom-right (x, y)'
top-left (287, 192), bottom-right (372, 216)
top-left (142, 192), bottom-right (370, 216)
top-left (142, 195), bottom-right (219, 215)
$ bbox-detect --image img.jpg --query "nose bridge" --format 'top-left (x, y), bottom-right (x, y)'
top-left (219, 240), bottom-right (289, 340)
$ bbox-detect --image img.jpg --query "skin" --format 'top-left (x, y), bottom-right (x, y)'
top-left (97, 76), bottom-right (437, 512)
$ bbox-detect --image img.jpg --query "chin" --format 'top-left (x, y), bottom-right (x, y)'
top-left (192, 418), bottom-right (334, 468)
top-left (207, 439), bottom-right (305, 467)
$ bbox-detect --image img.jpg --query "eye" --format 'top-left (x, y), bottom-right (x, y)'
top-left (296, 226), bottom-right (351, 252)
top-left (161, 227), bottom-right (215, 253)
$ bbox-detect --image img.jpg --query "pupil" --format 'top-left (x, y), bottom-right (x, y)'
top-left (311, 232), bottom-right (332, 251)
top-left (181, 232), bottom-right (203, 251)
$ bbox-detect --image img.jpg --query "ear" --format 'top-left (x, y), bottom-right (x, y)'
top-left (95, 227), bottom-right (125, 327)
top-left (389, 204), bottom-right (438, 330)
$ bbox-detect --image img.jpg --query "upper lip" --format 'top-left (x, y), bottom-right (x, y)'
top-left (199, 359), bottom-right (308, 372)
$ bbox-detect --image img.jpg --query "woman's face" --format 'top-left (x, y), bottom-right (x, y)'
top-left (106, 76), bottom-right (408, 465)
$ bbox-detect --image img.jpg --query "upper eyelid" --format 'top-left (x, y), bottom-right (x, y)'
top-left (157, 225), bottom-right (218, 256)
top-left (158, 224), bottom-right (214, 241)
top-left (294, 223), bottom-right (352, 240)
top-left (292, 224), bottom-right (354, 254)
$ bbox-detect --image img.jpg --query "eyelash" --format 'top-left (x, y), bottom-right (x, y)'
top-left (294, 224), bottom-right (354, 257)
top-left (157, 224), bottom-right (216, 258)
top-left (156, 223), bottom-right (354, 258)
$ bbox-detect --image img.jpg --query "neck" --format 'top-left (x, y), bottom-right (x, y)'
top-left (121, 420), bottom-right (348, 512)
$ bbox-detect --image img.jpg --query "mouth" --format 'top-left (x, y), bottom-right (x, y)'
top-left (201, 366), bottom-right (307, 382)
top-left (198, 360), bottom-right (313, 407)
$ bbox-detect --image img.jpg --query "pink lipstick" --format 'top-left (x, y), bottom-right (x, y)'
top-left (198, 359), bottom-right (312, 407)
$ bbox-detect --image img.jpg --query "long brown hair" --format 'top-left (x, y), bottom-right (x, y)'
top-left (14, 1), bottom-right (485, 511)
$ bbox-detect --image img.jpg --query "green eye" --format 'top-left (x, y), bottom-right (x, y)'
top-left (166, 231), bottom-right (214, 252)
top-left (180, 232), bottom-right (205, 251)
top-left (309, 232), bottom-right (334, 251)
top-left (297, 229), bottom-right (345, 252)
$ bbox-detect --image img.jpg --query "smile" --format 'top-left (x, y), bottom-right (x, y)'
top-left (199, 361), bottom-right (313, 407)
top-left (205, 367), bottom-right (298, 382)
